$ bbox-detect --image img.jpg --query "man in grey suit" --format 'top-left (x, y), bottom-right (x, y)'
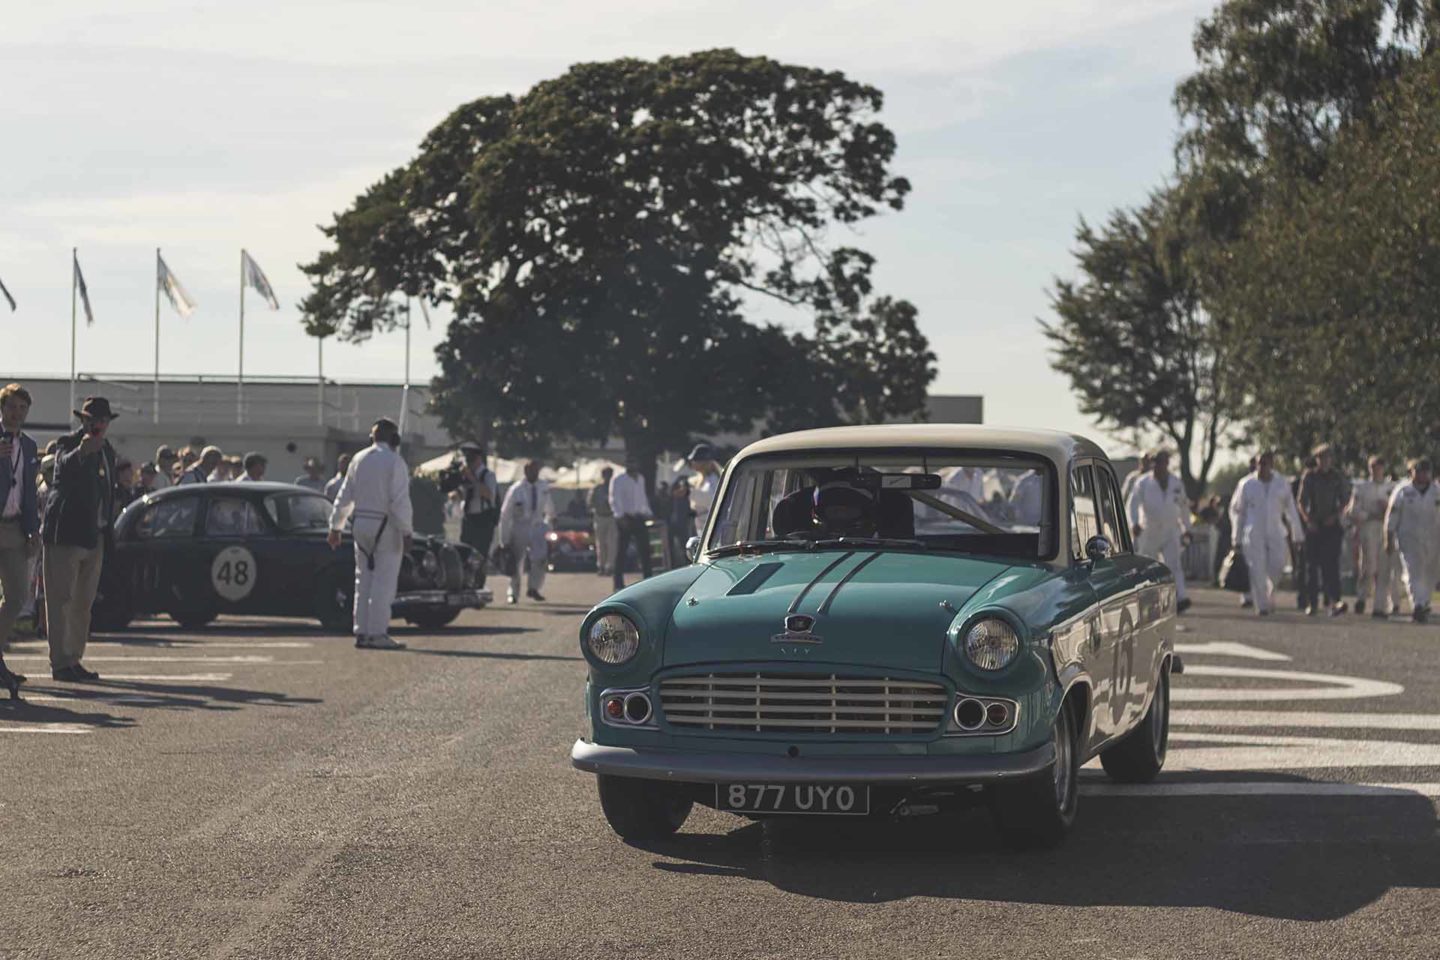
top-left (0, 383), bottom-right (40, 696)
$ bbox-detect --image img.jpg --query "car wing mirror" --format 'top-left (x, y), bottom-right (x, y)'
top-left (685, 536), bottom-right (702, 564)
top-left (1085, 535), bottom-right (1113, 564)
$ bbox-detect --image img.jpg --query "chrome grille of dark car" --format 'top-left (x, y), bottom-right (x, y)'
top-left (658, 673), bottom-right (949, 735)
top-left (437, 545), bottom-right (464, 589)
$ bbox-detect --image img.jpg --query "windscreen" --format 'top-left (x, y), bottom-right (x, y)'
top-left (707, 451), bottom-right (1055, 560)
top-left (265, 492), bottom-right (333, 532)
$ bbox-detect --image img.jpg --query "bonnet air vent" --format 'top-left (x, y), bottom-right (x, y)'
top-left (726, 562), bottom-right (784, 596)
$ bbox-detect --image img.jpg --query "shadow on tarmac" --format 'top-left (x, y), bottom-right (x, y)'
top-left (407, 649), bottom-right (582, 663)
top-left (0, 698), bottom-right (137, 729)
top-left (0, 679), bottom-right (320, 717)
top-left (639, 786), bottom-right (1440, 920)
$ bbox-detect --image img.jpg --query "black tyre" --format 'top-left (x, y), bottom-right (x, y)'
top-left (407, 608), bottom-right (461, 630)
top-left (596, 775), bottom-right (692, 842)
top-left (170, 608), bottom-right (217, 630)
top-left (314, 567), bottom-right (354, 634)
top-left (990, 698), bottom-right (1081, 850)
top-left (1100, 664), bottom-right (1170, 784)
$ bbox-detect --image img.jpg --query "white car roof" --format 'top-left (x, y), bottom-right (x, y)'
top-left (734, 424), bottom-right (1110, 468)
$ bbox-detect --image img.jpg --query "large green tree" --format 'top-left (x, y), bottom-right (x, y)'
top-left (1215, 51), bottom-right (1440, 460)
top-left (300, 50), bottom-right (934, 476)
top-left (1043, 190), bottom-right (1229, 498)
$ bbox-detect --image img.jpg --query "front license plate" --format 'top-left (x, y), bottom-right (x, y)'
top-left (716, 783), bottom-right (870, 816)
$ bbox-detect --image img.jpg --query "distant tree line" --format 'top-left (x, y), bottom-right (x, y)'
top-left (1044, 0), bottom-right (1440, 495)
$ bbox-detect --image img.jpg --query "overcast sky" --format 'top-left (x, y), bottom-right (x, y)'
top-left (1, 0), bottom-right (1215, 450)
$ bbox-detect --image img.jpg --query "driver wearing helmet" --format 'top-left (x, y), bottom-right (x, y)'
top-left (811, 483), bottom-right (878, 538)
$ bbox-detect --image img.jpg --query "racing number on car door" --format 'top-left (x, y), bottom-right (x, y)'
top-left (211, 545), bottom-right (258, 602)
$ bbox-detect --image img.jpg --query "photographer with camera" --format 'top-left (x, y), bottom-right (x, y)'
top-left (441, 444), bottom-right (499, 588)
top-left (43, 396), bottom-right (120, 682)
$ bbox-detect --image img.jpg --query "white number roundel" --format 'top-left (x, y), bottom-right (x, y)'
top-left (211, 545), bottom-right (258, 602)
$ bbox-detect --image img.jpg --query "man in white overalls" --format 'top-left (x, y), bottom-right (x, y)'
top-left (1230, 451), bottom-right (1305, 616)
top-left (1128, 450), bottom-right (1194, 613)
top-left (1386, 457), bottom-right (1440, 624)
top-left (329, 419), bottom-right (414, 649)
top-left (1347, 455), bottom-right (1400, 618)
top-left (498, 460), bottom-right (555, 604)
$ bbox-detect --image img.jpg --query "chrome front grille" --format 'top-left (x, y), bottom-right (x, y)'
top-left (658, 673), bottom-right (949, 735)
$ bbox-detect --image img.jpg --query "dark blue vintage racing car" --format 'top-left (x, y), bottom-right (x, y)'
top-left (93, 482), bottom-right (492, 632)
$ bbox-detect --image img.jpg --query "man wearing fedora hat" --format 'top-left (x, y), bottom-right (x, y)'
top-left (42, 396), bottom-right (120, 681)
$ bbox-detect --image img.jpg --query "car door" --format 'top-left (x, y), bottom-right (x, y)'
top-left (1092, 461), bottom-right (1157, 734)
top-left (129, 494), bottom-right (204, 615)
top-left (201, 495), bottom-right (289, 614)
top-left (1068, 462), bottom-right (1125, 741)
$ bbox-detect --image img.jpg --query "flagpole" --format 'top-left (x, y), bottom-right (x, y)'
top-left (317, 335), bottom-right (325, 427)
top-left (399, 297), bottom-right (411, 436)
top-left (154, 248), bottom-right (162, 424)
top-left (238, 250), bottom-right (246, 425)
top-left (69, 248), bottom-right (78, 417)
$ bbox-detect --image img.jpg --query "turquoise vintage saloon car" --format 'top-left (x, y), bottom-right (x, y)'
top-left (571, 426), bottom-right (1177, 848)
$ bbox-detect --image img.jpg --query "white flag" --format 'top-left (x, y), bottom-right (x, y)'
top-left (242, 249), bottom-right (280, 310)
top-left (0, 274), bottom-right (14, 312)
top-left (157, 253), bottom-right (197, 318)
top-left (73, 253), bottom-right (95, 325)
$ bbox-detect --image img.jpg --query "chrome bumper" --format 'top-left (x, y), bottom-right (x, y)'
top-left (570, 739), bottom-right (1055, 785)
top-left (394, 588), bottom-right (493, 608)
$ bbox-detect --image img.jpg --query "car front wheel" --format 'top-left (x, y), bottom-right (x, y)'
top-left (314, 567), bottom-right (355, 634)
top-left (990, 699), bottom-right (1081, 850)
top-left (596, 775), bottom-right (692, 843)
top-left (1100, 664), bottom-right (1170, 784)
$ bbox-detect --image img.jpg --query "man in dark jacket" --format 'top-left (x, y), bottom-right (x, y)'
top-left (1298, 443), bottom-right (1352, 616)
top-left (42, 396), bottom-right (119, 681)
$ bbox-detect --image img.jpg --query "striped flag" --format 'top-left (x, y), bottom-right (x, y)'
top-left (0, 274), bottom-right (14, 312)
top-left (74, 253), bottom-right (95, 325)
top-left (157, 253), bottom-right (196, 318)
top-left (242, 249), bottom-right (280, 310)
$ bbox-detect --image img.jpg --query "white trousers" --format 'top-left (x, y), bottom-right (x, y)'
top-left (353, 517), bottom-right (402, 638)
top-left (594, 516), bottom-right (618, 574)
top-left (507, 520), bottom-right (548, 596)
top-left (1138, 531), bottom-right (1187, 601)
top-left (1398, 535), bottom-right (1438, 611)
top-left (1356, 521), bottom-right (1402, 612)
top-left (1242, 529), bottom-right (1288, 614)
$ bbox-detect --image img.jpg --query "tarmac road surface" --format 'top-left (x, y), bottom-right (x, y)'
top-left (4, 579), bottom-right (1440, 959)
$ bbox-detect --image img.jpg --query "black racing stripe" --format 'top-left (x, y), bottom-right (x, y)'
top-left (815, 552), bottom-right (883, 615)
top-left (726, 562), bottom-right (784, 597)
top-left (786, 552), bottom-right (856, 614)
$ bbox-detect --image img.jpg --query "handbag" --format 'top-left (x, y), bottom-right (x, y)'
top-left (1219, 547), bottom-right (1250, 592)
top-left (491, 543), bottom-right (517, 578)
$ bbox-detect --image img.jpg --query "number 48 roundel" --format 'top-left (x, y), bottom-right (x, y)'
top-left (211, 545), bottom-right (258, 602)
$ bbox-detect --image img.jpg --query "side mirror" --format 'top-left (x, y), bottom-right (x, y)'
top-left (1085, 535), bottom-right (1113, 563)
top-left (685, 536), bottom-right (702, 564)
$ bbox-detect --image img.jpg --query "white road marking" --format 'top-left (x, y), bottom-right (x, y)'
top-left (7, 655), bottom-right (320, 665)
top-left (7, 641), bottom-right (314, 649)
top-left (1083, 781), bottom-right (1440, 798)
top-left (0, 723), bottom-right (92, 735)
top-left (1174, 710), bottom-right (1440, 731)
top-left (1175, 641), bottom-right (1291, 662)
top-left (1166, 731), bottom-right (1440, 769)
top-left (83, 673), bottom-right (234, 682)
top-left (1174, 665), bottom-right (1404, 702)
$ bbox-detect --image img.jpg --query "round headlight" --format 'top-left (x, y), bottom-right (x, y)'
top-left (586, 613), bottom-right (640, 665)
top-left (964, 617), bottom-right (1020, 671)
top-left (420, 551), bottom-right (440, 577)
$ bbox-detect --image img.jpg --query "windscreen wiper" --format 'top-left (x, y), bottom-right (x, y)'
top-left (707, 539), bottom-right (815, 558)
top-left (810, 537), bottom-right (929, 551)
